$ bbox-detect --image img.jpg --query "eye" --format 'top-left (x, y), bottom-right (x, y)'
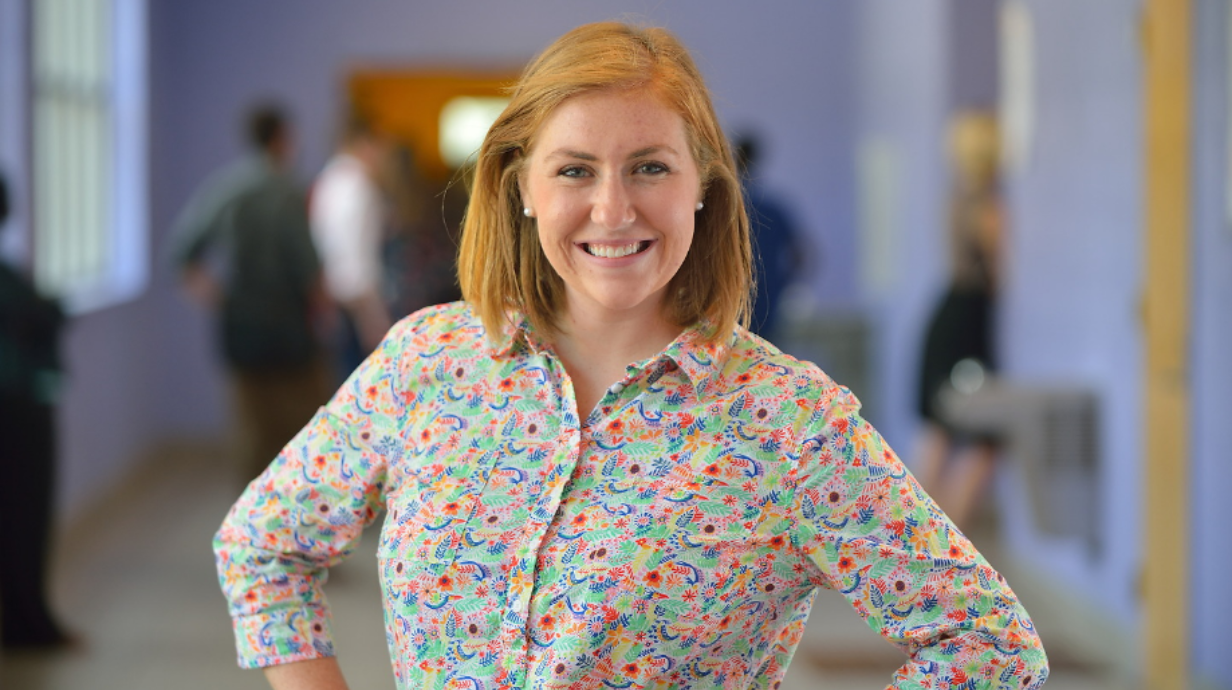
top-left (634, 161), bottom-right (669, 175)
top-left (558, 165), bottom-right (590, 178)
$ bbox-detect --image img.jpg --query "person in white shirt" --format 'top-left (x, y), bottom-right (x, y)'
top-left (309, 113), bottom-right (391, 381)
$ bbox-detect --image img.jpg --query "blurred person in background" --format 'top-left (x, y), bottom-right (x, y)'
top-left (0, 171), bottom-right (72, 650)
top-left (214, 23), bottom-right (1046, 690)
top-left (735, 132), bottom-right (805, 339)
top-left (170, 103), bottom-right (330, 486)
top-left (310, 111), bottom-right (392, 383)
top-left (377, 143), bottom-right (460, 320)
top-left (913, 110), bottom-right (1004, 530)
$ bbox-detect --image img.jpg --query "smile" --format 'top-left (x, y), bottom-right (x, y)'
top-left (583, 241), bottom-right (651, 259)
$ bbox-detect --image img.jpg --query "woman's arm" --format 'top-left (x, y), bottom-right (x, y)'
top-left (788, 385), bottom-right (1048, 689)
top-left (264, 657), bottom-right (350, 690)
top-left (213, 318), bottom-right (413, 671)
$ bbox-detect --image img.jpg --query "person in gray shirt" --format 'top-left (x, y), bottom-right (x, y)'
top-left (170, 103), bottom-right (330, 485)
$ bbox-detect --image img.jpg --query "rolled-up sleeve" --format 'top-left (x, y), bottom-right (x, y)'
top-left (213, 321), bottom-right (407, 668)
top-left (788, 386), bottom-right (1048, 689)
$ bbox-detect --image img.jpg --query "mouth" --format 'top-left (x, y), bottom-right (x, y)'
top-left (581, 241), bottom-right (652, 259)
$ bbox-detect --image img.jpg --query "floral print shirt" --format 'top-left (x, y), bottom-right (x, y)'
top-left (214, 302), bottom-right (1048, 689)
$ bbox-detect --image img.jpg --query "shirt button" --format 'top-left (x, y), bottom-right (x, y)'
top-left (512, 598), bottom-right (526, 613)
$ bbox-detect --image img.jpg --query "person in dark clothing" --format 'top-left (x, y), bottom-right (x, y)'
top-left (170, 104), bottom-right (331, 485)
top-left (913, 111), bottom-right (1003, 530)
top-left (0, 171), bottom-right (72, 650)
top-left (378, 143), bottom-right (462, 321)
top-left (735, 134), bottom-right (804, 339)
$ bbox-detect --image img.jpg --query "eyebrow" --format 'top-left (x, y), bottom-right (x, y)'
top-left (545, 145), bottom-right (680, 162)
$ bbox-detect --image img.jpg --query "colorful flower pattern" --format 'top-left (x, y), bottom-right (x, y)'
top-left (214, 302), bottom-right (1048, 689)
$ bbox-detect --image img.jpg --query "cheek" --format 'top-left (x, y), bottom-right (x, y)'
top-left (668, 208), bottom-right (696, 249)
top-left (533, 219), bottom-right (575, 277)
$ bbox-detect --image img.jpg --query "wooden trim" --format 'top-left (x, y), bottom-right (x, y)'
top-left (1142, 0), bottom-right (1191, 687)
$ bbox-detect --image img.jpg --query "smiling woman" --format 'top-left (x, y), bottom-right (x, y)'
top-left (518, 87), bottom-right (702, 391)
top-left (214, 21), bottom-right (1049, 690)
top-left (457, 22), bottom-right (751, 349)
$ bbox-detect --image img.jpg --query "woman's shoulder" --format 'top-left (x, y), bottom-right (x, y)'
top-left (725, 327), bottom-right (831, 385)
top-left (386, 301), bottom-right (489, 353)
top-left (723, 327), bottom-right (862, 418)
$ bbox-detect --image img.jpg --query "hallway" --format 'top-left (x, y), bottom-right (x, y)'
top-left (1, 448), bottom-right (1122, 690)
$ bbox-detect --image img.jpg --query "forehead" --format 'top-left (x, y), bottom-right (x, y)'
top-left (530, 87), bottom-right (690, 155)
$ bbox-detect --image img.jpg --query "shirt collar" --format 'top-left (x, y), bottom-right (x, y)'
top-left (660, 321), bottom-right (732, 398)
top-left (490, 312), bottom-right (549, 359)
top-left (492, 312), bottom-right (733, 399)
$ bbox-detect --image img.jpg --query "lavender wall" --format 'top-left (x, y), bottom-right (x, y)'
top-left (949, 0), bottom-right (999, 111)
top-left (853, 0), bottom-right (949, 449)
top-left (997, 0), bottom-right (1143, 622)
top-left (56, 300), bottom-right (167, 514)
top-left (1191, 0), bottom-right (1232, 685)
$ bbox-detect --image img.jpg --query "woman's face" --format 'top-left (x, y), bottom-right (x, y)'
top-left (520, 87), bottom-right (701, 326)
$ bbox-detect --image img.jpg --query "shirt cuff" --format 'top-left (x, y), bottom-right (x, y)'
top-left (231, 604), bottom-right (337, 669)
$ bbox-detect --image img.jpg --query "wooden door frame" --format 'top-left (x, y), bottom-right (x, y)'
top-left (1142, 0), bottom-right (1190, 687)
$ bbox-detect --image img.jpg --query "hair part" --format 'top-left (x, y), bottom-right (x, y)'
top-left (457, 21), bottom-right (752, 343)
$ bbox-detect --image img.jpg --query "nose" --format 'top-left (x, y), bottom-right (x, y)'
top-left (590, 175), bottom-right (635, 230)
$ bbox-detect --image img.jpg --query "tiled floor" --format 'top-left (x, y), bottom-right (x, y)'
top-left (0, 450), bottom-right (1124, 689)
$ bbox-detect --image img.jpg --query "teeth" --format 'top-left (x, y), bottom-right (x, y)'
top-left (587, 242), bottom-right (643, 258)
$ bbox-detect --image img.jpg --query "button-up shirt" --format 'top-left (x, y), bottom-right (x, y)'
top-left (214, 302), bottom-right (1048, 689)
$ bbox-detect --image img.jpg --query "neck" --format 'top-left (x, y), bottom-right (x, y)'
top-left (557, 299), bottom-right (681, 362)
top-left (549, 299), bottom-right (683, 420)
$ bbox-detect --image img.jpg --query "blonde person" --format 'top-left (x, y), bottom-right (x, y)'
top-left (215, 23), bottom-right (1048, 690)
top-left (913, 111), bottom-right (1005, 530)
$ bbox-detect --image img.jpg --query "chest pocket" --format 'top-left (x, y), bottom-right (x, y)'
top-left (378, 449), bottom-right (500, 577)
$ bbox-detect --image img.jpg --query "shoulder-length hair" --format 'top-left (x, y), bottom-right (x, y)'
top-left (457, 21), bottom-right (752, 342)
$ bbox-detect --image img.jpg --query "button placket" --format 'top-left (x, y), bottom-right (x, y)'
top-left (498, 349), bottom-right (588, 685)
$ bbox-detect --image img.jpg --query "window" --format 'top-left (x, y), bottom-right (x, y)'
top-left (31, 0), bottom-right (147, 312)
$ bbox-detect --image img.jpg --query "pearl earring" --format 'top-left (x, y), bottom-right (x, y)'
top-left (695, 202), bottom-right (704, 211)
top-left (523, 208), bottom-right (533, 218)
